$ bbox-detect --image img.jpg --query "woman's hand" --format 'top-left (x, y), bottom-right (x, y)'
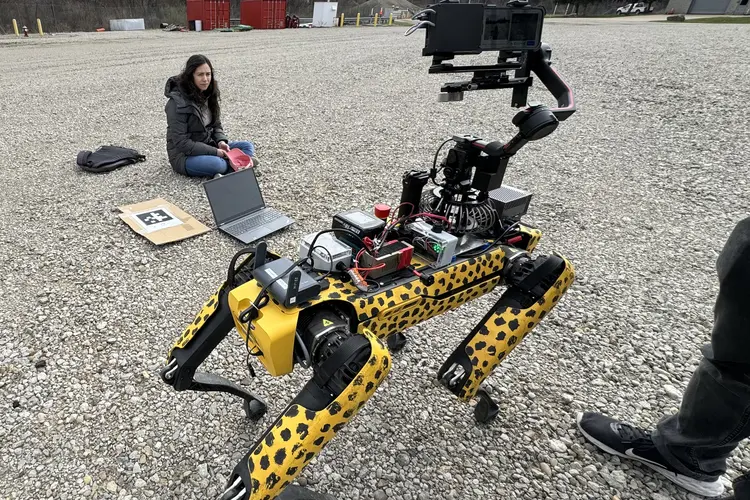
top-left (217, 148), bottom-right (228, 158)
top-left (218, 141), bottom-right (230, 152)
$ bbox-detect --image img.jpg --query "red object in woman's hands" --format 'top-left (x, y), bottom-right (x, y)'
top-left (225, 148), bottom-right (253, 170)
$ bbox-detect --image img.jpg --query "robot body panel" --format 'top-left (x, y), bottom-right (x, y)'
top-left (229, 280), bottom-right (300, 377)
top-left (517, 224), bottom-right (543, 252)
top-left (359, 278), bottom-right (502, 339)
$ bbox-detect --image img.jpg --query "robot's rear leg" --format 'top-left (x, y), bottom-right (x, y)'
top-left (437, 251), bottom-right (575, 422)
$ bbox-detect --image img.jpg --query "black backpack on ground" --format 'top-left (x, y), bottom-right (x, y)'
top-left (77, 145), bottom-right (146, 173)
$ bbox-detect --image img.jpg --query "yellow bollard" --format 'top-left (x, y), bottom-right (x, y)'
top-left (356, 13), bottom-right (360, 26)
top-left (12, 18), bottom-right (19, 36)
top-left (388, 13), bottom-right (393, 25)
top-left (37, 18), bottom-right (44, 35)
top-left (340, 13), bottom-right (344, 27)
top-left (374, 13), bottom-right (379, 26)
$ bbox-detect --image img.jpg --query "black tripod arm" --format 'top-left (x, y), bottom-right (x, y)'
top-left (527, 44), bottom-right (576, 121)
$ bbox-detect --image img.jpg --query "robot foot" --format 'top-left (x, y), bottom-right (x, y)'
top-left (437, 252), bottom-right (575, 419)
top-left (386, 332), bottom-right (408, 352)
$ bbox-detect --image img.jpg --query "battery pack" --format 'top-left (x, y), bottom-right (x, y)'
top-left (359, 241), bottom-right (413, 279)
top-left (332, 209), bottom-right (386, 250)
top-left (253, 258), bottom-right (321, 308)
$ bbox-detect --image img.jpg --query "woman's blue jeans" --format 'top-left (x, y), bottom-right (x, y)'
top-left (185, 141), bottom-right (255, 177)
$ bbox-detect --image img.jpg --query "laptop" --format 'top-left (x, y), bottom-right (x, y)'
top-left (203, 167), bottom-right (294, 244)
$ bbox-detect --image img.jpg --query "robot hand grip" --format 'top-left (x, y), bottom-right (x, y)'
top-left (527, 44), bottom-right (576, 121)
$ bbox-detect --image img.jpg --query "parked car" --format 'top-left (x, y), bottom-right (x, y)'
top-left (616, 2), bottom-right (654, 14)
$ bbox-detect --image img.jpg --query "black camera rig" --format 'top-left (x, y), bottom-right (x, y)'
top-left (404, 0), bottom-right (576, 238)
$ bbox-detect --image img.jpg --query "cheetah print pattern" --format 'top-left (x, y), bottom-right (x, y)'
top-left (167, 231), bottom-right (542, 364)
top-left (297, 246), bottom-right (509, 339)
top-left (243, 328), bottom-right (391, 500)
top-left (167, 283), bottom-right (226, 359)
top-left (518, 224), bottom-right (543, 253)
top-left (359, 278), bottom-right (500, 339)
top-left (458, 255), bottom-right (575, 401)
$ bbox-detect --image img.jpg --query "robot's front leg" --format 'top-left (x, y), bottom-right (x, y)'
top-left (160, 275), bottom-right (268, 420)
top-left (438, 249), bottom-right (575, 422)
top-left (219, 312), bottom-right (391, 500)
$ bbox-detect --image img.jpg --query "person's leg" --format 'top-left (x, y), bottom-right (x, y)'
top-left (228, 140), bottom-right (255, 158)
top-left (184, 155), bottom-right (229, 177)
top-left (652, 216), bottom-right (750, 479)
top-left (577, 216), bottom-right (750, 497)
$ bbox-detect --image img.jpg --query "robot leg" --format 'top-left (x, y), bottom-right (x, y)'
top-left (437, 250), bottom-right (575, 421)
top-left (160, 253), bottom-right (268, 419)
top-left (218, 311), bottom-right (391, 500)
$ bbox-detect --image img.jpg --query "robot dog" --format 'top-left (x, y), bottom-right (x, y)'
top-left (161, 2), bottom-right (577, 499)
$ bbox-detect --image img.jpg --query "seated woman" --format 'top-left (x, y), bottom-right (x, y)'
top-left (164, 54), bottom-right (257, 178)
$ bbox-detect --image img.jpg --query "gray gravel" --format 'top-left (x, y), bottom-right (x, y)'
top-left (1, 19), bottom-right (749, 500)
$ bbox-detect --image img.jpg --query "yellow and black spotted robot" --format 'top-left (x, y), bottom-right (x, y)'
top-left (160, 2), bottom-right (578, 499)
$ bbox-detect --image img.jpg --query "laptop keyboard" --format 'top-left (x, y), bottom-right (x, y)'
top-left (226, 209), bottom-right (281, 235)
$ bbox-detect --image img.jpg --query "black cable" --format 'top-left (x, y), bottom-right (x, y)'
top-left (462, 221), bottom-right (521, 258)
top-left (365, 278), bottom-right (381, 293)
top-left (433, 137), bottom-right (454, 175)
top-left (306, 229), bottom-right (367, 262)
top-left (311, 245), bottom-right (334, 281)
top-left (226, 247), bottom-right (257, 286)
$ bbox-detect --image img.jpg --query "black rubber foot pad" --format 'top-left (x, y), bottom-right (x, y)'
top-left (277, 485), bottom-right (337, 500)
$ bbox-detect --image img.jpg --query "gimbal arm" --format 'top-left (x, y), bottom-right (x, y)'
top-left (525, 44), bottom-right (576, 121)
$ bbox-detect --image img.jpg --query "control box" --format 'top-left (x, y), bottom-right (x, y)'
top-left (332, 209), bottom-right (385, 250)
top-left (406, 220), bottom-right (459, 268)
top-left (299, 232), bottom-right (353, 272)
top-left (488, 185), bottom-right (532, 221)
top-left (253, 258), bottom-right (321, 308)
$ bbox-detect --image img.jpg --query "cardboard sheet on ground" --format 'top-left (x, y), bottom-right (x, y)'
top-left (117, 198), bottom-right (210, 245)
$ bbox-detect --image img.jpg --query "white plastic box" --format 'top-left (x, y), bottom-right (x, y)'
top-left (312, 2), bottom-right (338, 27)
top-left (109, 18), bottom-right (146, 31)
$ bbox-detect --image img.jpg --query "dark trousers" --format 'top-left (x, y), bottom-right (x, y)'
top-left (652, 216), bottom-right (750, 484)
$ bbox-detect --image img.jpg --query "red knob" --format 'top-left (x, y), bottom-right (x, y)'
top-left (374, 203), bottom-right (391, 220)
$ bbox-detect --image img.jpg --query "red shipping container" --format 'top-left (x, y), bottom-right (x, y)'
top-left (187, 0), bottom-right (230, 31)
top-left (240, 0), bottom-right (287, 29)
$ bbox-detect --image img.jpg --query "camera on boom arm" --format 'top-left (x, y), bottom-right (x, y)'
top-left (401, 0), bottom-right (576, 238)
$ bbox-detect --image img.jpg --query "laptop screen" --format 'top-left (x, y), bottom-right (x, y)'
top-left (203, 168), bottom-right (265, 226)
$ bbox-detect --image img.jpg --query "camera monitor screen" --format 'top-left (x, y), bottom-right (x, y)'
top-left (421, 4), bottom-right (544, 56)
top-left (482, 9), bottom-right (544, 51)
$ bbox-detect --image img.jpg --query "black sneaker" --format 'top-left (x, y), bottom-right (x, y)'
top-left (576, 412), bottom-right (725, 497)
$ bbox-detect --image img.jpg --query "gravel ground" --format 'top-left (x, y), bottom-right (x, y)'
top-left (1, 19), bottom-right (749, 500)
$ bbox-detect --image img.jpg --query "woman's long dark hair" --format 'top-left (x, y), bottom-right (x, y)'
top-left (178, 54), bottom-right (221, 121)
